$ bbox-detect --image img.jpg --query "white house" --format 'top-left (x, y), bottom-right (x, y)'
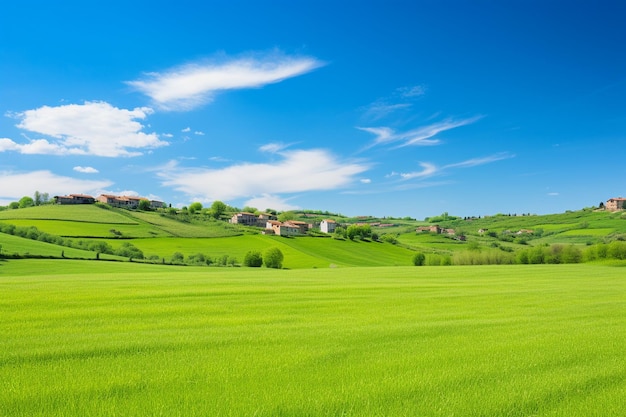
top-left (320, 219), bottom-right (337, 234)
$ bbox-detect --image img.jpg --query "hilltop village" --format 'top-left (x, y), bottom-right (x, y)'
top-left (48, 193), bottom-right (626, 239)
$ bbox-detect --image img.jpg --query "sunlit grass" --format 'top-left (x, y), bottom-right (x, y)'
top-left (1, 261), bottom-right (624, 416)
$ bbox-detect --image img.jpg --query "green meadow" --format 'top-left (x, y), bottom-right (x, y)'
top-left (1, 260), bottom-right (624, 416)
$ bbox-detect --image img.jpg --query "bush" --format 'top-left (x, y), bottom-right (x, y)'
top-left (412, 252), bottom-right (426, 266)
top-left (244, 251), bottom-right (263, 267)
top-left (264, 247), bottom-right (284, 269)
top-left (171, 252), bottom-right (185, 264)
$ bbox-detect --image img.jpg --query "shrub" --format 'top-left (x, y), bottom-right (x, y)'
top-left (244, 251), bottom-right (263, 267)
top-left (264, 247), bottom-right (284, 269)
top-left (171, 252), bottom-right (185, 264)
top-left (412, 252), bottom-right (426, 266)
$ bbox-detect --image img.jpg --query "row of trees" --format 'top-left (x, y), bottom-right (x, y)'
top-left (167, 248), bottom-right (284, 268)
top-left (412, 241), bottom-right (626, 266)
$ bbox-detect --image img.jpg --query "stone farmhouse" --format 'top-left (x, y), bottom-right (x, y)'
top-left (54, 194), bottom-right (96, 204)
top-left (97, 194), bottom-right (165, 210)
top-left (54, 193), bottom-right (164, 210)
top-left (606, 197), bottom-right (626, 212)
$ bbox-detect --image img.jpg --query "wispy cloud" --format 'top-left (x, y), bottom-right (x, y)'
top-left (0, 170), bottom-right (112, 203)
top-left (394, 152), bottom-right (515, 181)
top-left (361, 84), bottom-right (426, 120)
top-left (398, 162), bottom-right (438, 179)
top-left (444, 152), bottom-right (515, 169)
top-left (358, 116), bottom-right (481, 149)
top-left (5, 101), bottom-right (167, 157)
top-left (158, 148), bottom-right (369, 202)
top-left (73, 166), bottom-right (99, 174)
top-left (259, 142), bottom-right (291, 153)
top-left (127, 52), bottom-right (324, 111)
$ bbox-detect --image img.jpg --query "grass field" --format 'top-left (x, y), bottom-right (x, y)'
top-left (1, 260), bottom-right (624, 416)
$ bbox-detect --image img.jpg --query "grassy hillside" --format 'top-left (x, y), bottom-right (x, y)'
top-left (2, 205), bottom-right (626, 267)
top-left (1, 261), bottom-right (624, 416)
top-left (0, 232), bottom-right (122, 260)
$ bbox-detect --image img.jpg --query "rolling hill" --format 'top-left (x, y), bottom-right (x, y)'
top-left (1, 205), bottom-right (626, 268)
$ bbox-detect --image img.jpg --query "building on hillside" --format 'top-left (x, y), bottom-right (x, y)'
top-left (150, 200), bottom-right (165, 210)
top-left (606, 197), bottom-right (626, 212)
top-left (416, 225), bottom-right (442, 234)
top-left (230, 212), bottom-right (258, 226)
top-left (285, 220), bottom-right (309, 235)
top-left (96, 194), bottom-right (149, 209)
top-left (55, 194), bottom-right (95, 204)
top-left (256, 212), bottom-right (278, 226)
top-left (320, 219), bottom-right (337, 234)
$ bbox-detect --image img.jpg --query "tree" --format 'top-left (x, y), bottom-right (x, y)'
top-left (138, 199), bottom-right (151, 211)
top-left (9, 202), bottom-right (19, 209)
top-left (278, 211), bottom-right (296, 222)
top-left (346, 225), bottom-right (358, 240)
top-left (18, 196), bottom-right (34, 208)
top-left (243, 250), bottom-right (263, 267)
top-left (242, 206), bottom-right (258, 214)
top-left (189, 202), bottom-right (203, 214)
top-left (412, 252), bottom-right (426, 266)
top-left (210, 200), bottom-right (227, 219)
top-left (34, 191), bottom-right (42, 206)
top-left (264, 247), bottom-right (284, 269)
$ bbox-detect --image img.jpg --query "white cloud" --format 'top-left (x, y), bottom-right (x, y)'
top-left (399, 162), bottom-right (438, 179)
top-left (158, 149), bottom-right (369, 202)
top-left (396, 153), bottom-right (514, 181)
top-left (548, 192), bottom-right (559, 196)
top-left (361, 85), bottom-right (426, 120)
top-left (443, 152), bottom-right (515, 169)
top-left (0, 170), bottom-right (113, 202)
top-left (259, 142), bottom-right (290, 153)
top-left (244, 194), bottom-right (300, 212)
top-left (127, 53), bottom-right (324, 111)
top-left (9, 101), bottom-right (167, 157)
top-left (194, 131), bottom-right (205, 136)
top-left (73, 166), bottom-right (99, 174)
top-left (360, 178), bottom-right (372, 184)
top-left (162, 133), bottom-right (174, 138)
top-left (358, 116), bottom-right (482, 149)
top-left (0, 138), bottom-right (20, 152)
top-left (181, 127), bottom-right (191, 132)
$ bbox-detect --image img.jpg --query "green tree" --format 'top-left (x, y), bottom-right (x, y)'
top-left (138, 199), bottom-right (151, 211)
top-left (278, 211), bottom-right (296, 222)
top-left (264, 247), bottom-right (284, 269)
top-left (189, 202), bottom-right (203, 214)
top-left (9, 202), bottom-right (19, 209)
top-left (244, 250), bottom-right (263, 267)
top-left (18, 196), bottom-right (34, 208)
top-left (346, 225), bottom-right (358, 240)
top-left (210, 201), bottom-right (227, 219)
top-left (34, 191), bottom-right (42, 206)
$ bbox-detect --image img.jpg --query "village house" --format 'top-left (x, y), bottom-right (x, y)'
top-left (417, 225), bottom-right (443, 234)
top-left (230, 212), bottom-right (258, 226)
top-left (96, 194), bottom-right (158, 209)
top-left (264, 220), bottom-right (302, 236)
top-left (54, 194), bottom-right (95, 204)
top-left (320, 219), bottom-right (337, 234)
top-left (606, 197), bottom-right (626, 212)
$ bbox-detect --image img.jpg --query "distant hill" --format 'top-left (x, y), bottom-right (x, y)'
top-left (1, 205), bottom-right (625, 268)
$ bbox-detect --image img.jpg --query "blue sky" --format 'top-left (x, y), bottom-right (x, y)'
top-left (1, 1), bottom-right (625, 219)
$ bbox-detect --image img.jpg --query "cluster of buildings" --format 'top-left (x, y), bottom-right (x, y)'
top-left (230, 212), bottom-right (338, 236)
top-left (54, 194), bottom-right (165, 210)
